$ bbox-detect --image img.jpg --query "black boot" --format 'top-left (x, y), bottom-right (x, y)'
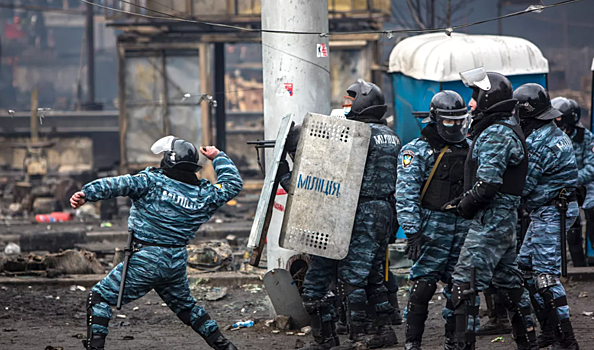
top-left (204, 329), bottom-right (238, 350)
top-left (300, 315), bottom-right (339, 350)
top-left (330, 323), bottom-right (367, 350)
top-left (476, 300), bottom-right (512, 336)
top-left (551, 319), bottom-right (579, 350)
top-left (82, 334), bottom-right (106, 350)
top-left (444, 321), bottom-right (456, 350)
top-left (405, 341), bottom-right (422, 350)
top-left (388, 292), bottom-right (403, 326)
top-left (537, 319), bottom-right (555, 348)
top-left (336, 320), bottom-right (349, 335)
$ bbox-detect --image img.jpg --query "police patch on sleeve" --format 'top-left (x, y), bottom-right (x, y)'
top-left (402, 150), bottom-right (415, 167)
top-left (214, 183), bottom-right (222, 189)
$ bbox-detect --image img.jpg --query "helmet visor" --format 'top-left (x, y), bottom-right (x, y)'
top-left (435, 109), bottom-right (470, 143)
top-left (151, 135), bottom-right (176, 154)
top-left (460, 67), bottom-right (491, 91)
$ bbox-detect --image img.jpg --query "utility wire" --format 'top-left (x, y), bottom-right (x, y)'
top-left (78, 0), bottom-right (587, 37)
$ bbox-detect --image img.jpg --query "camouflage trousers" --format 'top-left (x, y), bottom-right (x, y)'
top-left (302, 200), bottom-right (393, 324)
top-left (452, 205), bottom-right (534, 337)
top-left (518, 204), bottom-right (579, 321)
top-left (90, 245), bottom-right (218, 337)
top-left (406, 211), bottom-right (469, 327)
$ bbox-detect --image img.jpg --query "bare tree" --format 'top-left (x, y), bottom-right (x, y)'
top-left (391, 0), bottom-right (475, 30)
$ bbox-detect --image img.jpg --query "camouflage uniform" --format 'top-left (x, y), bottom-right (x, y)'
top-left (301, 123), bottom-right (400, 347)
top-left (452, 119), bottom-right (537, 347)
top-left (82, 153), bottom-right (242, 347)
top-left (517, 122), bottom-right (580, 347)
top-left (396, 137), bottom-right (470, 346)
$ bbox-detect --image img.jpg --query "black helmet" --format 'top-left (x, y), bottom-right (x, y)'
top-left (285, 124), bottom-right (302, 156)
top-left (568, 99), bottom-right (581, 120)
top-left (344, 79), bottom-right (387, 120)
top-left (426, 90), bottom-right (470, 143)
top-left (513, 83), bottom-right (561, 120)
top-left (151, 136), bottom-right (202, 172)
top-left (552, 97), bottom-right (579, 132)
top-left (460, 68), bottom-right (516, 114)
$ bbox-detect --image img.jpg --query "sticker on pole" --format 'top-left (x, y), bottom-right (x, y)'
top-left (276, 83), bottom-right (294, 97)
top-left (280, 113), bottom-right (371, 260)
top-left (317, 44), bottom-right (328, 57)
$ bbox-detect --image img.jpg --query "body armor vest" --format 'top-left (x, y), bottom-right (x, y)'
top-left (421, 146), bottom-right (467, 211)
top-left (464, 122), bottom-right (528, 195)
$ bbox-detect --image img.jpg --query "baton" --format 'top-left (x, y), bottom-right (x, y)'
top-left (558, 193), bottom-right (568, 278)
top-left (116, 230), bottom-right (135, 310)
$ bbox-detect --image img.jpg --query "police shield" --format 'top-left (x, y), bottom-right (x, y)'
top-left (280, 113), bottom-right (371, 260)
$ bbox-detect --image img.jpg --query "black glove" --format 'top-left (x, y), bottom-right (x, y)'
top-left (405, 232), bottom-right (431, 261)
top-left (441, 196), bottom-right (462, 214)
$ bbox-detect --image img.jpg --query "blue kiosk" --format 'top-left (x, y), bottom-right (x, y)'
top-left (388, 33), bottom-right (549, 146)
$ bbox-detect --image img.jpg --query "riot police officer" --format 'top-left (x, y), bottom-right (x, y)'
top-left (553, 97), bottom-right (594, 268)
top-left (299, 80), bottom-right (401, 350)
top-left (396, 90), bottom-right (471, 350)
top-left (515, 84), bottom-right (580, 350)
top-left (71, 138), bottom-right (242, 350)
top-left (444, 68), bottom-right (538, 350)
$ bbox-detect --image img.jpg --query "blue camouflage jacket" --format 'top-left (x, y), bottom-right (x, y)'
top-left (522, 122), bottom-right (578, 213)
top-left (470, 118), bottom-right (525, 208)
top-left (82, 152), bottom-right (243, 245)
top-left (396, 137), bottom-right (469, 237)
top-left (570, 127), bottom-right (594, 209)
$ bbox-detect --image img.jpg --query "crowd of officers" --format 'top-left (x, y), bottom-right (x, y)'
top-left (294, 68), bottom-right (589, 350)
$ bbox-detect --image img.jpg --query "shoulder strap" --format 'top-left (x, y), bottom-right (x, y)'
top-left (420, 145), bottom-right (449, 201)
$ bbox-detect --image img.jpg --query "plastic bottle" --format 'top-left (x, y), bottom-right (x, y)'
top-left (232, 320), bottom-right (254, 328)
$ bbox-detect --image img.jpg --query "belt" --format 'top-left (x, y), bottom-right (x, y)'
top-left (545, 192), bottom-right (577, 206)
top-left (133, 238), bottom-right (186, 249)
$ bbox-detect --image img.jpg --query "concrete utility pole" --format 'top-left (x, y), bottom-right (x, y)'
top-left (261, 0), bottom-right (331, 272)
top-left (85, 1), bottom-right (96, 108)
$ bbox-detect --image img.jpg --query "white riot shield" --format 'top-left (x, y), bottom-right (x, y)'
top-left (280, 113), bottom-right (371, 260)
top-left (247, 113), bottom-right (294, 265)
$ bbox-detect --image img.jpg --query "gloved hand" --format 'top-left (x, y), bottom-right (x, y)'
top-left (277, 159), bottom-right (290, 178)
top-left (456, 196), bottom-right (481, 220)
top-left (441, 196), bottom-right (462, 214)
top-left (405, 232), bottom-right (431, 261)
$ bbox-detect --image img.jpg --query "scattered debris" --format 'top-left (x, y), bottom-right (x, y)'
top-left (44, 346), bottom-right (64, 350)
top-left (133, 307), bottom-right (139, 311)
top-left (72, 334), bottom-right (85, 339)
top-left (44, 249), bottom-right (104, 275)
top-left (161, 303), bottom-right (167, 307)
top-left (187, 241), bottom-right (233, 272)
top-left (116, 315), bottom-right (127, 319)
top-left (491, 336), bottom-right (504, 343)
top-left (295, 339), bottom-right (305, 348)
top-left (582, 311), bottom-right (593, 317)
top-left (287, 331), bottom-right (295, 335)
top-left (275, 315), bottom-right (292, 331)
top-left (301, 326), bottom-right (311, 335)
top-left (242, 284), bottom-right (262, 293)
top-left (579, 292), bottom-right (588, 298)
top-left (265, 319), bottom-right (275, 328)
top-left (100, 222), bottom-right (113, 228)
top-left (123, 335), bottom-right (134, 340)
top-left (69, 285), bottom-right (87, 292)
top-left (4, 328), bottom-right (17, 332)
top-left (232, 320), bottom-right (254, 328)
top-left (272, 330), bottom-right (280, 334)
top-left (226, 234), bottom-right (238, 247)
top-left (4, 242), bottom-right (21, 255)
top-left (206, 287), bottom-right (228, 301)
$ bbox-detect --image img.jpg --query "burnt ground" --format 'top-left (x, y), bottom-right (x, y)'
top-left (1, 280), bottom-right (593, 350)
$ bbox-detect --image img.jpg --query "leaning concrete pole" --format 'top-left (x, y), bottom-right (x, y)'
top-left (261, 0), bottom-right (331, 272)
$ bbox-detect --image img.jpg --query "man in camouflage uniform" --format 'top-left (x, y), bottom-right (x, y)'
top-left (299, 80), bottom-right (400, 350)
top-left (514, 84), bottom-right (580, 350)
top-left (553, 97), bottom-right (594, 267)
top-left (70, 137), bottom-right (242, 350)
top-left (444, 69), bottom-right (538, 350)
top-left (396, 90), bottom-right (471, 350)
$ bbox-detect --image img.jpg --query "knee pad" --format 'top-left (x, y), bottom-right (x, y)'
top-left (408, 280), bottom-right (437, 311)
top-left (303, 296), bottom-right (324, 314)
top-left (535, 274), bottom-right (560, 293)
top-left (451, 283), bottom-right (478, 345)
top-left (336, 281), bottom-right (360, 299)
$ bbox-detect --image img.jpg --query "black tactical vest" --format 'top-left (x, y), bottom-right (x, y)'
top-left (464, 122), bottom-right (528, 195)
top-left (421, 146), bottom-right (467, 211)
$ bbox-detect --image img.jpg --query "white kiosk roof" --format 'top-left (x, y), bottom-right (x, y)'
top-left (389, 33), bottom-right (549, 82)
